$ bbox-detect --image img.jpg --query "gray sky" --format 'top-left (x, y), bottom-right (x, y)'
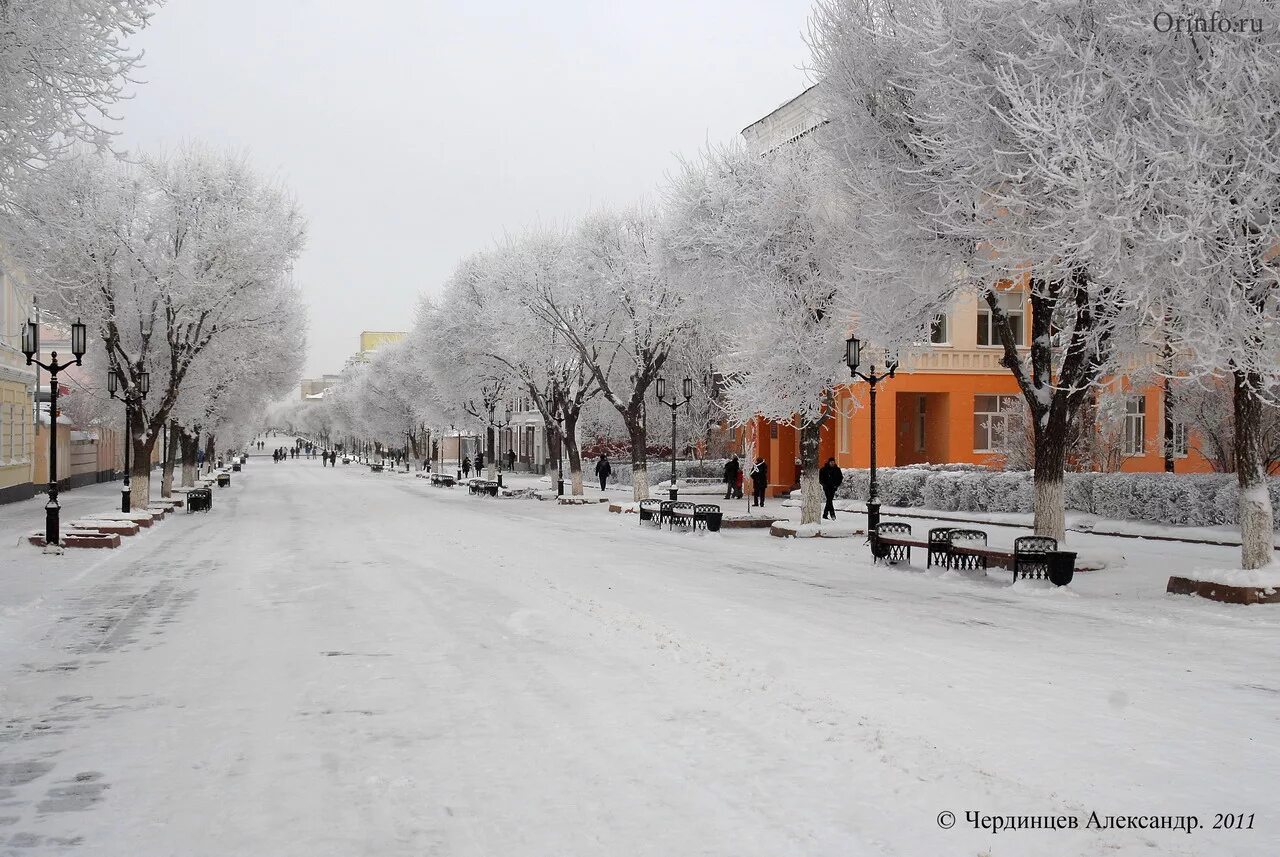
top-left (115, 0), bottom-right (815, 378)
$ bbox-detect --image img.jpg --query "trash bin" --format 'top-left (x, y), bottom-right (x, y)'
top-left (232, 462), bottom-right (242, 472)
top-left (704, 512), bottom-right (723, 533)
top-left (1048, 551), bottom-right (1076, 586)
top-left (217, 473), bottom-right (230, 488)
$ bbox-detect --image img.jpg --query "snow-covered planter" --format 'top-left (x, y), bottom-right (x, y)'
top-left (1167, 564), bottom-right (1280, 605)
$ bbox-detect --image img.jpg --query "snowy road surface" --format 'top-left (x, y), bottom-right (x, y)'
top-left (0, 453), bottom-right (1277, 856)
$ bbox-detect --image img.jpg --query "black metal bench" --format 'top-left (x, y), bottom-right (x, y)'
top-left (658, 500), bottom-right (676, 527)
top-left (927, 527), bottom-right (953, 568)
top-left (1014, 536), bottom-right (1058, 580)
top-left (870, 522), bottom-right (915, 564)
top-left (638, 499), bottom-right (662, 525)
top-left (186, 488), bottom-right (212, 513)
top-left (946, 529), bottom-right (989, 570)
top-left (693, 503), bottom-right (723, 532)
top-left (430, 473), bottom-right (456, 488)
top-left (668, 501), bottom-right (697, 529)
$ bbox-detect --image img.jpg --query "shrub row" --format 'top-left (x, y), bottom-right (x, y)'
top-left (833, 465), bottom-right (1280, 528)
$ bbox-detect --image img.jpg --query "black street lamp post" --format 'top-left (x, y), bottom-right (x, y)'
top-left (22, 316), bottom-right (87, 552)
top-left (553, 413), bottom-right (565, 497)
top-left (655, 376), bottom-right (694, 501)
top-left (107, 367), bottom-right (150, 513)
top-left (845, 336), bottom-right (897, 535)
top-left (489, 404), bottom-right (511, 488)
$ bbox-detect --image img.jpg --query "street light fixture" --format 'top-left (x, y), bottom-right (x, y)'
top-left (108, 366), bottom-right (150, 513)
top-left (23, 315), bottom-right (88, 552)
top-left (655, 376), bottom-right (694, 501)
top-left (845, 335), bottom-right (898, 534)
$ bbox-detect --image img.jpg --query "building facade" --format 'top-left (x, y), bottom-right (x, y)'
top-left (743, 89), bottom-right (1218, 496)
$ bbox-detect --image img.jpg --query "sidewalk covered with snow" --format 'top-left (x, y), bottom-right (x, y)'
top-left (0, 454), bottom-right (1275, 856)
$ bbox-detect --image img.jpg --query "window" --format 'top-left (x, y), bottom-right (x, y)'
top-left (917, 396), bottom-right (927, 452)
top-left (1172, 420), bottom-right (1188, 458)
top-left (973, 395), bottom-right (1022, 452)
top-left (838, 399), bottom-right (850, 454)
top-left (1124, 396), bottom-right (1146, 456)
top-left (930, 314), bottom-right (949, 345)
top-left (977, 291), bottom-right (1025, 347)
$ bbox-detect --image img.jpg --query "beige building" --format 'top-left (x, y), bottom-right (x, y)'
top-left (0, 253), bottom-right (37, 503)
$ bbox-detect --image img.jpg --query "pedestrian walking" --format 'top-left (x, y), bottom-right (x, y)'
top-left (462, 456), bottom-right (472, 478)
top-left (749, 457), bottom-right (768, 507)
top-left (723, 455), bottom-right (741, 500)
top-left (819, 457), bottom-right (843, 520)
top-left (506, 448), bottom-right (516, 471)
top-left (595, 455), bottom-right (612, 491)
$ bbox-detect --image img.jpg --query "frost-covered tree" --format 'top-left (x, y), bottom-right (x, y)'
top-left (1115, 2), bottom-right (1280, 568)
top-left (811, 0), bottom-right (1145, 542)
top-left (666, 142), bottom-right (852, 524)
top-left (525, 205), bottom-right (704, 500)
top-left (7, 147), bottom-right (306, 507)
top-left (0, 0), bottom-right (156, 200)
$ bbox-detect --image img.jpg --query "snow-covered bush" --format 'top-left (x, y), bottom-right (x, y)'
top-left (829, 465), bottom-right (1279, 528)
top-left (612, 458), bottom-right (729, 487)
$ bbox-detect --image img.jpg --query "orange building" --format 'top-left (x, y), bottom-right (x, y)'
top-left (742, 88), bottom-right (1222, 496)
top-left (749, 289), bottom-right (1219, 497)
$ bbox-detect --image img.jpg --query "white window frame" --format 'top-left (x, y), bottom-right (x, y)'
top-left (973, 395), bottom-right (1022, 453)
top-left (1172, 419), bottom-right (1188, 458)
top-left (930, 314), bottom-right (949, 345)
top-left (977, 292), bottom-right (1025, 347)
top-left (838, 396), bottom-right (851, 454)
top-left (1124, 396), bottom-right (1146, 456)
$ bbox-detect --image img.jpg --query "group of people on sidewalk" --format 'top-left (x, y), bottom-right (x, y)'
top-left (721, 455), bottom-right (770, 507)
top-left (721, 454), bottom-right (845, 517)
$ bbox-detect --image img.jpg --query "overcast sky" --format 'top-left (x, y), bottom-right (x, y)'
top-left (114, 0), bottom-right (816, 378)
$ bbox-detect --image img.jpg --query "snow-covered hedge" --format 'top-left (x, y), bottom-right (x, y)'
top-left (611, 458), bottom-right (730, 486)
top-left (833, 464), bottom-right (1280, 528)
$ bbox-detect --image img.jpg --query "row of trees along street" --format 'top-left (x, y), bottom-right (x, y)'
top-left (0, 2), bottom-right (307, 510)
top-left (283, 0), bottom-right (1280, 572)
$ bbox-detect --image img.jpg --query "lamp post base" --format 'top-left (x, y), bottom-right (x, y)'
top-left (668, 487), bottom-right (678, 502)
top-left (866, 500), bottom-right (882, 535)
top-left (121, 482), bottom-right (131, 514)
top-left (42, 542), bottom-right (65, 555)
top-left (557, 478), bottom-right (564, 496)
top-left (497, 474), bottom-right (503, 488)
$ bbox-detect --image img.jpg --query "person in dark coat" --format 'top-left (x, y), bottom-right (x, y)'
top-left (506, 449), bottom-right (516, 471)
top-left (595, 455), bottom-right (612, 491)
top-left (461, 456), bottom-right (472, 478)
top-left (723, 455), bottom-right (741, 499)
top-left (749, 457), bottom-right (768, 507)
top-left (819, 457), bottom-right (844, 520)
top-left (476, 451), bottom-right (485, 472)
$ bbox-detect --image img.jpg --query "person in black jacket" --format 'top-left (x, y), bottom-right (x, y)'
top-left (819, 457), bottom-right (844, 520)
top-left (595, 455), bottom-right (612, 491)
top-left (749, 457), bottom-right (768, 507)
top-left (723, 455), bottom-right (741, 499)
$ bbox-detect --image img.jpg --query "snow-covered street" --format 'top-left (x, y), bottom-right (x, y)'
top-left (0, 453), bottom-right (1276, 856)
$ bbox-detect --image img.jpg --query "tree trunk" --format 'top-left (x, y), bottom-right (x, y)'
top-left (1163, 374), bottom-right (1176, 473)
top-left (1032, 412), bottom-right (1069, 544)
top-left (204, 434), bottom-right (216, 473)
top-left (130, 431), bottom-right (155, 510)
top-left (180, 430), bottom-right (198, 487)
top-left (627, 414), bottom-right (648, 501)
top-left (564, 410), bottom-right (583, 495)
top-left (799, 420), bottom-right (823, 525)
top-left (161, 421), bottom-right (178, 498)
top-left (1233, 368), bottom-right (1275, 570)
